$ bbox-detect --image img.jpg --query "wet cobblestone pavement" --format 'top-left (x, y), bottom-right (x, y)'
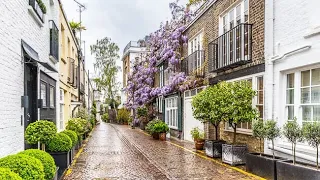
top-left (64, 123), bottom-right (261, 180)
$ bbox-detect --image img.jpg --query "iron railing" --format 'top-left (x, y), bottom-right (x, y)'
top-left (208, 23), bottom-right (253, 72)
top-left (29, 0), bottom-right (45, 22)
top-left (123, 40), bottom-right (147, 54)
top-left (49, 20), bottom-right (59, 61)
top-left (182, 50), bottom-right (205, 77)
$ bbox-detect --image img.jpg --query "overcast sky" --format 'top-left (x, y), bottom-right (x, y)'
top-left (61, 0), bottom-right (187, 82)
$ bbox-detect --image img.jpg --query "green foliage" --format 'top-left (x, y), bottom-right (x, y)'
top-left (69, 21), bottom-right (86, 31)
top-left (105, 98), bottom-right (120, 109)
top-left (25, 120), bottom-right (57, 145)
top-left (85, 121), bottom-right (93, 133)
top-left (190, 127), bottom-right (204, 141)
top-left (252, 119), bottom-right (266, 140)
top-left (137, 107), bottom-right (148, 118)
top-left (283, 119), bottom-right (303, 164)
top-left (145, 119), bottom-right (163, 134)
top-left (302, 122), bottom-right (320, 168)
top-left (187, 0), bottom-right (207, 6)
top-left (75, 108), bottom-right (88, 120)
top-left (46, 133), bottom-right (72, 152)
top-left (66, 118), bottom-right (86, 136)
top-left (61, 130), bottom-right (78, 147)
top-left (19, 149), bottom-right (55, 180)
top-left (0, 154), bottom-right (44, 180)
top-left (152, 121), bottom-right (169, 133)
top-left (265, 120), bottom-right (281, 141)
top-left (36, 0), bottom-right (46, 14)
top-left (89, 114), bottom-right (96, 126)
top-left (102, 113), bottom-right (109, 122)
top-left (100, 104), bottom-right (104, 114)
top-left (117, 108), bottom-right (130, 123)
top-left (0, 168), bottom-right (22, 180)
top-left (91, 102), bottom-right (97, 118)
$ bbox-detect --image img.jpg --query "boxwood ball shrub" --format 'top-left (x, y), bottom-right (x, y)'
top-left (25, 120), bottom-right (57, 149)
top-left (66, 118), bottom-right (85, 136)
top-left (0, 154), bottom-right (44, 180)
top-left (0, 168), bottom-right (22, 180)
top-left (46, 133), bottom-right (72, 152)
top-left (61, 130), bottom-right (78, 147)
top-left (19, 149), bottom-right (56, 180)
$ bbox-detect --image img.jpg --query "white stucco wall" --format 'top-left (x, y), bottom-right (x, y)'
top-left (264, 0), bottom-right (320, 163)
top-left (0, 0), bottom-right (59, 157)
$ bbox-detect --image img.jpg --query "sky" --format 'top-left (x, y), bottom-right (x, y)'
top-left (61, 0), bottom-right (188, 83)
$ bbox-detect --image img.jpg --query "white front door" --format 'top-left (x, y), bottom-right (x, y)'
top-left (183, 89), bottom-right (204, 142)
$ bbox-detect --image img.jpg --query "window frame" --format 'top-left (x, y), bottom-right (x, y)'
top-left (49, 85), bottom-right (55, 108)
top-left (165, 97), bottom-right (178, 129)
top-left (40, 81), bottom-right (47, 108)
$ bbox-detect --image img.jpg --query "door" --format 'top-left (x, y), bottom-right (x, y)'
top-left (24, 63), bottom-right (38, 149)
top-left (183, 88), bottom-right (204, 142)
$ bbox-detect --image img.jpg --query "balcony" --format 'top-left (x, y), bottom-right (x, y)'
top-left (208, 23), bottom-right (253, 72)
top-left (123, 40), bottom-right (146, 54)
top-left (182, 50), bottom-right (205, 77)
top-left (29, 0), bottom-right (45, 22)
top-left (49, 20), bottom-right (59, 62)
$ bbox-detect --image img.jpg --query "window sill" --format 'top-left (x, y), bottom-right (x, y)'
top-left (28, 6), bottom-right (44, 27)
top-left (169, 126), bottom-right (178, 130)
top-left (224, 129), bottom-right (252, 136)
top-left (49, 55), bottom-right (59, 64)
top-left (304, 27), bottom-right (320, 39)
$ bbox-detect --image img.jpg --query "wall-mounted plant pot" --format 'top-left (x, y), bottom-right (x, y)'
top-left (195, 139), bottom-right (205, 150)
top-left (277, 160), bottom-right (320, 180)
top-left (152, 133), bottom-right (159, 140)
top-left (49, 151), bottom-right (70, 179)
top-left (159, 133), bottom-right (166, 141)
top-left (222, 144), bottom-right (247, 166)
top-left (205, 140), bottom-right (226, 158)
top-left (52, 167), bottom-right (59, 180)
top-left (246, 153), bottom-right (286, 180)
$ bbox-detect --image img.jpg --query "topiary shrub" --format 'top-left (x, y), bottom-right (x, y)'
top-left (19, 149), bottom-right (56, 180)
top-left (101, 113), bottom-right (109, 122)
top-left (0, 168), bottom-right (22, 180)
top-left (66, 118), bottom-right (86, 137)
top-left (61, 130), bottom-right (78, 147)
top-left (117, 108), bottom-right (130, 124)
top-left (25, 120), bottom-right (57, 150)
top-left (0, 154), bottom-right (44, 180)
top-left (46, 133), bottom-right (72, 152)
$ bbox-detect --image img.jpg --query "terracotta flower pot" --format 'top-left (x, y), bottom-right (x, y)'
top-left (159, 133), bottom-right (166, 141)
top-left (195, 139), bottom-right (205, 150)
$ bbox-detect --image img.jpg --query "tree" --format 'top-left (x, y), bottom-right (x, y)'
top-left (192, 86), bottom-right (221, 141)
top-left (252, 119), bottom-right (266, 155)
top-left (265, 120), bottom-right (280, 158)
top-left (91, 37), bottom-right (120, 115)
top-left (302, 122), bottom-right (320, 169)
top-left (283, 119), bottom-right (303, 165)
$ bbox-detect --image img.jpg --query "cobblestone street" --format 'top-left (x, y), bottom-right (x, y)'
top-left (64, 123), bottom-right (260, 180)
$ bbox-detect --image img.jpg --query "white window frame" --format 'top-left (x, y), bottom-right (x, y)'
top-left (165, 97), bottom-right (178, 129)
top-left (157, 96), bottom-right (163, 113)
top-left (40, 81), bottom-right (47, 107)
top-left (159, 65), bottom-right (164, 87)
top-left (225, 73), bottom-right (264, 134)
top-left (164, 69), bottom-right (169, 86)
top-left (188, 30), bottom-right (204, 72)
top-left (59, 89), bottom-right (64, 130)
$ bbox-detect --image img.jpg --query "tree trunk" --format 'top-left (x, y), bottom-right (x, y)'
top-left (293, 143), bottom-right (296, 165)
top-left (41, 143), bottom-right (45, 151)
top-left (214, 124), bottom-right (219, 141)
top-left (233, 124), bottom-right (237, 144)
top-left (272, 140), bottom-right (275, 159)
top-left (259, 138), bottom-right (262, 156)
top-left (317, 145), bottom-right (319, 169)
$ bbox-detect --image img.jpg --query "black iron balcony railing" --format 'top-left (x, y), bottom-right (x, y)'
top-left (182, 50), bottom-right (205, 77)
top-left (123, 40), bottom-right (147, 54)
top-left (208, 23), bottom-right (253, 72)
top-left (49, 20), bottom-right (59, 61)
top-left (29, 0), bottom-right (45, 22)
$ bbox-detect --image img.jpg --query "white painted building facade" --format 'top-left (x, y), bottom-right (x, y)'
top-left (264, 0), bottom-right (320, 163)
top-left (0, 0), bottom-right (60, 157)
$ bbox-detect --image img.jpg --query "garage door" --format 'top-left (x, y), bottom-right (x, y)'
top-left (183, 88), bottom-right (205, 142)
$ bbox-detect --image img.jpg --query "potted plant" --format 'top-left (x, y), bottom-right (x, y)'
top-left (277, 120), bottom-right (320, 180)
top-left (153, 121), bottom-right (169, 141)
top-left (145, 119), bottom-right (163, 139)
top-left (190, 127), bottom-right (205, 150)
top-left (117, 108), bottom-right (130, 125)
top-left (0, 168), bottom-right (22, 180)
top-left (216, 81), bottom-right (258, 165)
top-left (246, 119), bottom-right (283, 180)
top-left (61, 130), bottom-right (78, 163)
top-left (46, 133), bottom-right (72, 179)
top-left (19, 149), bottom-right (57, 180)
top-left (25, 120), bottom-right (57, 151)
top-left (192, 86), bottom-right (226, 158)
top-left (0, 154), bottom-right (45, 179)
top-left (66, 118), bottom-right (86, 149)
top-left (137, 106), bottom-right (148, 130)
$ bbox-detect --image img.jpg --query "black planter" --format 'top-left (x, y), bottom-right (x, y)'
top-left (222, 144), bottom-right (247, 166)
top-left (246, 153), bottom-right (285, 180)
top-left (68, 146), bottom-right (76, 165)
top-left (277, 160), bottom-right (320, 180)
top-left (52, 167), bottom-right (59, 180)
top-left (205, 140), bottom-right (226, 158)
top-left (49, 151), bottom-right (70, 179)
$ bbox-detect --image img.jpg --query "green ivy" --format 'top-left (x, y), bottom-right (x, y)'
top-left (19, 149), bottom-right (55, 180)
top-left (0, 168), bottom-right (22, 180)
top-left (36, 0), bottom-right (46, 14)
top-left (61, 130), bottom-right (78, 147)
top-left (0, 154), bottom-right (44, 180)
top-left (25, 120), bottom-right (57, 146)
top-left (46, 133), bottom-right (72, 152)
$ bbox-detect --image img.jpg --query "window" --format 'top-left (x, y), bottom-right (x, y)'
top-left (159, 65), bottom-right (164, 87)
top-left (165, 97), bottom-right (178, 129)
top-left (50, 86), bottom-right (55, 108)
top-left (40, 82), bottom-right (47, 107)
top-left (157, 97), bottom-right (163, 113)
top-left (256, 77), bottom-right (264, 119)
top-left (286, 73), bottom-right (295, 120)
top-left (164, 69), bottom-right (169, 86)
top-left (60, 104), bottom-right (64, 129)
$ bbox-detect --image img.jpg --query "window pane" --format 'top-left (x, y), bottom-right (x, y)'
top-left (41, 82), bottom-right (47, 107)
top-left (258, 91), bottom-right (263, 104)
top-left (312, 68), bottom-right (320, 85)
top-left (244, 0), bottom-right (249, 11)
top-left (302, 106), bottom-right (312, 121)
top-left (287, 106), bottom-right (294, 120)
top-left (286, 89), bottom-right (294, 104)
top-left (50, 86), bottom-right (55, 107)
top-left (301, 88), bottom-right (310, 103)
top-left (311, 87), bottom-right (320, 103)
top-left (314, 106), bottom-right (320, 121)
top-left (301, 70), bottom-right (310, 87)
top-left (257, 105), bottom-right (263, 119)
top-left (257, 77), bottom-right (263, 90)
top-left (287, 74), bottom-right (294, 88)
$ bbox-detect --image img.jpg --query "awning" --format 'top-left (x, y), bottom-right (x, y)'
top-left (22, 40), bottom-right (58, 73)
